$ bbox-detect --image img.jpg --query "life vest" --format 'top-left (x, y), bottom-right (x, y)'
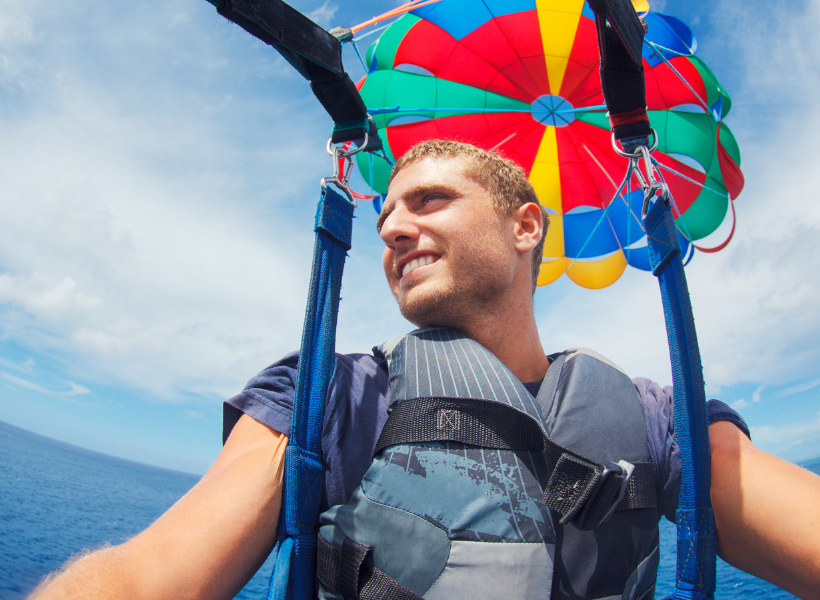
top-left (316, 327), bottom-right (660, 600)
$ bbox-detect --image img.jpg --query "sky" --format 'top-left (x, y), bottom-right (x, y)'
top-left (0, 0), bottom-right (819, 474)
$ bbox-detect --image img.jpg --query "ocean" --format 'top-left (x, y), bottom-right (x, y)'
top-left (0, 420), bottom-right (805, 599)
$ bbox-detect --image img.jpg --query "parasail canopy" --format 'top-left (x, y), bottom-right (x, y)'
top-left (354, 0), bottom-right (744, 289)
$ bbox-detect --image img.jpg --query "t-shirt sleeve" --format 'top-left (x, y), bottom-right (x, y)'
top-left (222, 351), bottom-right (300, 443)
top-left (632, 377), bottom-right (751, 522)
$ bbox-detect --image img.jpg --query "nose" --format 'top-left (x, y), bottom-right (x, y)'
top-left (379, 202), bottom-right (419, 248)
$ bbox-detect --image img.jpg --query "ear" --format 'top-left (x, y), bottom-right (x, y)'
top-left (512, 202), bottom-right (544, 254)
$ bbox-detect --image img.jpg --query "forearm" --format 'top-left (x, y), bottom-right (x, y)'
top-left (30, 415), bottom-right (288, 600)
top-left (711, 421), bottom-right (820, 599)
top-left (29, 544), bottom-right (145, 600)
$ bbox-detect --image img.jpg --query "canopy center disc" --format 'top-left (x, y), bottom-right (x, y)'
top-left (531, 95), bottom-right (576, 127)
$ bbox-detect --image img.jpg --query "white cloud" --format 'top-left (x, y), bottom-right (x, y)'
top-left (752, 385), bottom-right (764, 403)
top-left (0, 0), bottom-right (339, 401)
top-left (0, 2), bottom-right (35, 45)
top-left (779, 377), bottom-right (820, 398)
top-left (0, 273), bottom-right (103, 325)
top-left (536, 0), bottom-right (820, 396)
top-left (2, 0), bottom-right (820, 430)
top-left (1, 371), bottom-right (51, 394)
top-left (0, 355), bottom-right (35, 373)
top-left (751, 412), bottom-right (820, 462)
top-left (66, 381), bottom-right (90, 396)
top-left (307, 1), bottom-right (339, 28)
top-left (732, 398), bottom-right (750, 410)
top-left (0, 371), bottom-right (94, 404)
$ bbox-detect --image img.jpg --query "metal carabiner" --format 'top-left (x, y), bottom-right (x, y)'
top-left (320, 132), bottom-right (371, 208)
top-left (611, 127), bottom-right (659, 159)
top-left (636, 144), bottom-right (669, 219)
top-left (611, 129), bottom-right (668, 219)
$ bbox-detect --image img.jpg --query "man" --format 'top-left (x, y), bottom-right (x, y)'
top-left (32, 141), bottom-right (820, 600)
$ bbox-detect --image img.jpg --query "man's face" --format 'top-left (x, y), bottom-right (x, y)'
top-left (378, 157), bottom-right (518, 328)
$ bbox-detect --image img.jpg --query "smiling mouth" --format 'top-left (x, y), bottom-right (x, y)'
top-left (401, 254), bottom-right (439, 278)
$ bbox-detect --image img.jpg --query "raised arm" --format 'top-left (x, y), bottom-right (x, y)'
top-left (30, 414), bottom-right (287, 600)
top-left (710, 420), bottom-right (820, 599)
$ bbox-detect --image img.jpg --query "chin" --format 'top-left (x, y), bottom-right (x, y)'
top-left (398, 291), bottom-right (460, 329)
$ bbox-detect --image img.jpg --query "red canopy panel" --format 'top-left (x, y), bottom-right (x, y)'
top-left (560, 16), bottom-right (601, 100)
top-left (645, 56), bottom-right (708, 110)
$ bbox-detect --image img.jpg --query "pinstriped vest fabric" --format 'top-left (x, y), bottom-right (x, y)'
top-left (317, 327), bottom-right (659, 600)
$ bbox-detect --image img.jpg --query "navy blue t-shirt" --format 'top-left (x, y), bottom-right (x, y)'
top-left (223, 351), bottom-right (749, 520)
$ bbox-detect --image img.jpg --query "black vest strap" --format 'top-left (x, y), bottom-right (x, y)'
top-left (374, 397), bottom-right (545, 454)
top-left (375, 396), bottom-right (657, 531)
top-left (317, 535), bottom-right (423, 600)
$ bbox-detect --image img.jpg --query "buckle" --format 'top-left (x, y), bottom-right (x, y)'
top-left (574, 460), bottom-right (635, 530)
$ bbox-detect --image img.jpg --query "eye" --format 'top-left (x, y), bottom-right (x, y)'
top-left (420, 192), bottom-right (449, 207)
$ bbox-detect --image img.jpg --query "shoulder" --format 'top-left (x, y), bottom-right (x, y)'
top-left (240, 351), bottom-right (386, 398)
top-left (223, 350), bottom-right (388, 441)
top-left (630, 377), bottom-right (752, 522)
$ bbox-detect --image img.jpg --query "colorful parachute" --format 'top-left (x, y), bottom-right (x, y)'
top-left (353, 0), bottom-right (744, 289)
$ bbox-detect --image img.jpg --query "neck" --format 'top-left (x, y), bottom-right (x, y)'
top-left (455, 294), bottom-right (549, 384)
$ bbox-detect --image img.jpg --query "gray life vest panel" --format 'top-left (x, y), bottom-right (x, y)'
top-left (316, 327), bottom-right (659, 600)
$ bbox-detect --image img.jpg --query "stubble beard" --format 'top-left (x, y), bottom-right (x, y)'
top-left (395, 266), bottom-right (509, 330)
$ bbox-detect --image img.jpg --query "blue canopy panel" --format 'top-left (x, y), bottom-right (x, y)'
top-left (642, 12), bottom-right (697, 67)
top-left (411, 0), bottom-right (537, 41)
top-left (564, 208), bottom-right (622, 259)
top-left (563, 190), bottom-right (691, 271)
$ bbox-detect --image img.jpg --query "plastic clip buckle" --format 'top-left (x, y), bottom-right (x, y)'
top-left (575, 460), bottom-right (635, 530)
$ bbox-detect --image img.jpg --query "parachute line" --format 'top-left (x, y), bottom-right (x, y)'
top-left (489, 132), bottom-right (518, 152)
top-left (645, 40), bottom-right (711, 114)
top-left (582, 144), bottom-right (647, 236)
top-left (653, 160), bottom-right (729, 198)
top-left (351, 0), bottom-right (444, 34)
top-left (565, 165), bottom-right (633, 272)
top-left (354, 2), bottom-right (742, 288)
top-left (353, 22), bottom-right (393, 42)
top-left (349, 40), bottom-right (368, 72)
top-left (366, 105), bottom-right (607, 116)
top-left (645, 41), bottom-right (691, 58)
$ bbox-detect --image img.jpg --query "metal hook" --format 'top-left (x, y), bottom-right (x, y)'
top-left (610, 129), bottom-right (668, 218)
top-left (320, 132), bottom-right (371, 208)
top-left (611, 128), bottom-right (659, 158)
top-left (636, 145), bottom-right (669, 219)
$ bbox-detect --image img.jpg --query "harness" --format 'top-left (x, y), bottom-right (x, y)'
top-left (205, 1), bottom-right (718, 598)
top-left (316, 327), bottom-right (659, 600)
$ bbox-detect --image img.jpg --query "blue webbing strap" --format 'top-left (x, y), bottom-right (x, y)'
top-left (645, 197), bottom-right (717, 600)
top-left (268, 185), bottom-right (354, 600)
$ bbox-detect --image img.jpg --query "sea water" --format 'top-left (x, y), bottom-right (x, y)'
top-left (0, 420), bottom-right (805, 599)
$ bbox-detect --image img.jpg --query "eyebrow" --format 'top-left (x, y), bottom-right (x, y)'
top-left (376, 183), bottom-right (459, 233)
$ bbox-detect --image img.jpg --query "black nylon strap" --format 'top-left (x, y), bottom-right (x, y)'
top-left (376, 397), bottom-right (657, 531)
top-left (588, 0), bottom-right (645, 66)
top-left (587, 0), bottom-right (652, 143)
top-left (218, 0), bottom-right (342, 77)
top-left (317, 536), bottom-right (423, 600)
top-left (339, 538), bottom-right (370, 598)
top-left (375, 397), bottom-right (545, 454)
top-left (215, 0), bottom-right (379, 144)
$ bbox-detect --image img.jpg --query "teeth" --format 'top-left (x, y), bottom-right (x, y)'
top-left (401, 255), bottom-right (437, 278)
